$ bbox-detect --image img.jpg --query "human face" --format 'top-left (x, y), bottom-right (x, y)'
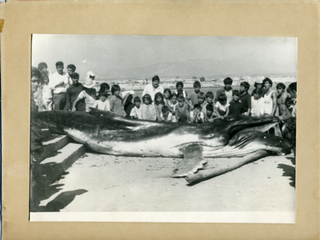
top-left (256, 83), bottom-right (262, 89)
top-left (287, 89), bottom-right (296, 99)
top-left (144, 98), bottom-right (150, 105)
top-left (164, 91), bottom-right (170, 99)
top-left (177, 85), bottom-right (183, 91)
top-left (31, 76), bottom-right (40, 92)
top-left (254, 93), bottom-right (260, 100)
top-left (224, 83), bottom-right (232, 91)
top-left (152, 80), bottom-right (159, 89)
top-left (277, 88), bottom-right (284, 96)
top-left (207, 109), bottom-right (213, 117)
top-left (194, 87), bottom-right (200, 93)
top-left (156, 96), bottom-right (162, 103)
top-left (171, 96), bottom-right (177, 104)
top-left (135, 101), bottom-right (141, 108)
top-left (72, 77), bottom-right (79, 85)
top-left (264, 81), bottom-right (271, 90)
top-left (178, 99), bottom-right (184, 107)
top-left (233, 95), bottom-right (240, 102)
top-left (198, 98), bottom-right (205, 104)
top-left (67, 68), bottom-right (74, 75)
top-left (114, 90), bottom-right (120, 96)
top-left (206, 97), bottom-right (213, 104)
top-left (56, 65), bottom-right (64, 75)
top-left (240, 85), bottom-right (246, 93)
top-left (100, 96), bottom-right (106, 102)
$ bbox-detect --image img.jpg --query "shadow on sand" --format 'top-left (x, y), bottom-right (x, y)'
top-left (277, 156), bottom-right (295, 188)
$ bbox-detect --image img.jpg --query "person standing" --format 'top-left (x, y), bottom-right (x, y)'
top-left (49, 61), bottom-right (68, 110)
top-left (66, 64), bottom-right (77, 85)
top-left (65, 72), bottom-right (84, 111)
top-left (215, 77), bottom-right (234, 104)
top-left (142, 75), bottom-right (164, 101)
top-left (263, 78), bottom-right (277, 116)
top-left (239, 81), bottom-right (251, 116)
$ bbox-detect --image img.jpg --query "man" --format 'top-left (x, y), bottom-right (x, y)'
top-left (64, 72), bottom-right (85, 111)
top-left (263, 78), bottom-right (277, 116)
top-left (215, 77), bottom-right (233, 104)
top-left (31, 67), bottom-right (42, 112)
top-left (49, 61), bottom-right (69, 110)
top-left (142, 75), bottom-right (164, 101)
top-left (67, 64), bottom-right (77, 85)
top-left (276, 83), bottom-right (288, 117)
top-left (239, 81), bottom-right (251, 116)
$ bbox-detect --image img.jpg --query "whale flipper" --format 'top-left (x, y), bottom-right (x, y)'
top-left (172, 145), bottom-right (207, 178)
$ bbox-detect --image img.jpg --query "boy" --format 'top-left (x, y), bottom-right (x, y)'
top-left (263, 78), bottom-right (277, 116)
top-left (65, 72), bottom-right (84, 111)
top-left (175, 95), bottom-right (190, 123)
top-left (276, 82), bottom-right (288, 117)
top-left (239, 81), bottom-right (251, 116)
top-left (159, 105), bottom-right (173, 122)
top-left (130, 96), bottom-right (142, 119)
top-left (187, 80), bottom-right (201, 108)
top-left (215, 77), bottom-right (233, 104)
top-left (202, 91), bottom-right (214, 116)
top-left (251, 88), bottom-right (265, 117)
top-left (228, 90), bottom-right (243, 119)
top-left (197, 92), bottom-right (206, 108)
top-left (204, 104), bottom-right (216, 122)
top-left (92, 92), bottom-right (110, 111)
top-left (190, 104), bottom-right (204, 123)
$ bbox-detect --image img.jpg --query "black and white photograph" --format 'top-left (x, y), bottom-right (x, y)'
top-left (29, 34), bottom-right (297, 223)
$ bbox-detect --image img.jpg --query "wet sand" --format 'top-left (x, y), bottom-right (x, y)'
top-left (39, 152), bottom-right (295, 212)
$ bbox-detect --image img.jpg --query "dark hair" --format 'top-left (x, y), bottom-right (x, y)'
top-left (276, 83), bottom-right (286, 90)
top-left (223, 77), bottom-right (233, 85)
top-left (177, 95), bottom-right (185, 102)
top-left (193, 80), bottom-right (201, 88)
top-left (194, 104), bottom-right (202, 110)
top-left (176, 81), bottom-right (184, 88)
top-left (218, 93), bottom-right (227, 104)
top-left (233, 90), bottom-right (240, 96)
top-left (99, 83), bottom-right (110, 93)
top-left (142, 94), bottom-right (153, 104)
top-left (170, 92), bottom-right (177, 99)
top-left (263, 78), bottom-right (273, 87)
top-left (154, 92), bottom-right (165, 105)
top-left (100, 92), bottom-right (109, 98)
top-left (205, 91), bottom-right (214, 99)
top-left (134, 96), bottom-right (141, 103)
top-left (206, 103), bottom-right (214, 112)
top-left (254, 88), bottom-right (264, 96)
top-left (198, 92), bottom-right (205, 100)
top-left (164, 88), bottom-right (171, 96)
top-left (161, 105), bottom-right (170, 114)
top-left (124, 94), bottom-right (134, 110)
top-left (178, 115), bottom-right (188, 123)
top-left (69, 72), bottom-right (79, 79)
top-left (67, 64), bottom-right (76, 71)
top-left (111, 84), bottom-right (121, 95)
top-left (152, 75), bottom-right (160, 82)
top-left (55, 61), bottom-right (64, 67)
top-left (38, 62), bottom-right (48, 71)
top-left (287, 82), bottom-right (297, 92)
top-left (254, 82), bottom-right (263, 88)
top-left (240, 81), bottom-right (250, 91)
top-left (31, 67), bottom-right (41, 79)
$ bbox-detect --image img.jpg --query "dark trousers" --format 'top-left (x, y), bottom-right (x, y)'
top-left (53, 92), bottom-right (66, 110)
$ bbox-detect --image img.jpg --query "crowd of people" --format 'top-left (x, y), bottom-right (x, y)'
top-left (31, 61), bottom-right (297, 125)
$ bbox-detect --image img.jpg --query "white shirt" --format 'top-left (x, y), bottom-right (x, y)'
top-left (225, 90), bottom-right (233, 104)
top-left (130, 106), bottom-right (142, 119)
top-left (263, 90), bottom-right (275, 115)
top-left (42, 84), bottom-right (52, 99)
top-left (142, 84), bottom-right (164, 101)
top-left (159, 112), bottom-right (173, 122)
top-left (49, 72), bottom-right (69, 94)
top-left (190, 111), bottom-right (204, 123)
top-left (251, 96), bottom-right (265, 117)
top-left (93, 99), bottom-right (110, 111)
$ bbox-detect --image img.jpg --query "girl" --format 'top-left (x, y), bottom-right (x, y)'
top-left (214, 93), bottom-right (229, 119)
top-left (163, 88), bottom-right (173, 111)
top-left (123, 94), bottom-right (135, 118)
top-left (109, 84), bottom-right (126, 117)
top-left (130, 96), bottom-right (142, 119)
top-left (97, 82), bottom-right (110, 99)
top-left (72, 78), bottom-right (97, 112)
top-left (154, 92), bottom-right (165, 121)
top-left (141, 94), bottom-right (157, 121)
top-left (92, 92), bottom-right (110, 111)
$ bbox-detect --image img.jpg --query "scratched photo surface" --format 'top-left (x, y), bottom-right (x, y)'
top-left (30, 34), bottom-right (297, 223)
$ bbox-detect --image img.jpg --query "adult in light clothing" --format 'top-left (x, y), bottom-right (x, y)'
top-left (142, 75), bottom-right (164, 102)
top-left (49, 61), bottom-right (69, 110)
top-left (262, 78), bottom-right (277, 116)
top-left (215, 77), bottom-right (234, 104)
top-left (72, 77), bottom-right (97, 112)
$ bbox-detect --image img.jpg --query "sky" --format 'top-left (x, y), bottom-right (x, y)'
top-left (32, 34), bottom-right (297, 80)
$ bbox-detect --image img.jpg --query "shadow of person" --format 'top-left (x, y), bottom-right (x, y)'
top-left (277, 164), bottom-right (295, 188)
top-left (43, 189), bottom-right (88, 212)
top-left (286, 156), bottom-right (295, 165)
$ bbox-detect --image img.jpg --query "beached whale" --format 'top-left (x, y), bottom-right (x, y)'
top-left (33, 110), bottom-right (291, 157)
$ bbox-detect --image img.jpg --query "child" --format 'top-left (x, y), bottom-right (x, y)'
top-left (97, 82), bottom-right (110, 99)
top-left (175, 81), bottom-right (188, 98)
top-left (130, 96), bottom-right (142, 119)
top-left (215, 77), bottom-right (233, 104)
top-left (204, 104), bottom-right (216, 122)
top-left (163, 88), bottom-right (173, 111)
top-left (197, 92), bottom-right (206, 109)
top-left (251, 88), bottom-right (265, 117)
top-left (141, 94), bottom-right (157, 121)
top-left (109, 84), bottom-right (126, 117)
top-left (215, 93), bottom-right (229, 119)
top-left (159, 105), bottom-right (173, 122)
top-left (239, 81), bottom-right (251, 116)
top-left (175, 95), bottom-right (190, 123)
top-left (187, 80), bottom-right (201, 108)
top-left (154, 92), bottom-right (165, 121)
top-left (72, 77), bottom-right (97, 112)
top-left (262, 78), bottom-right (277, 116)
top-left (190, 104), bottom-right (204, 123)
top-left (228, 90), bottom-right (243, 119)
top-left (92, 92), bottom-right (110, 111)
top-left (202, 91), bottom-right (214, 116)
top-left (276, 83), bottom-right (288, 117)
top-left (123, 94), bottom-right (135, 117)
top-left (42, 75), bottom-right (53, 111)
top-left (170, 93), bottom-right (178, 122)
top-left (251, 78), bottom-right (263, 96)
